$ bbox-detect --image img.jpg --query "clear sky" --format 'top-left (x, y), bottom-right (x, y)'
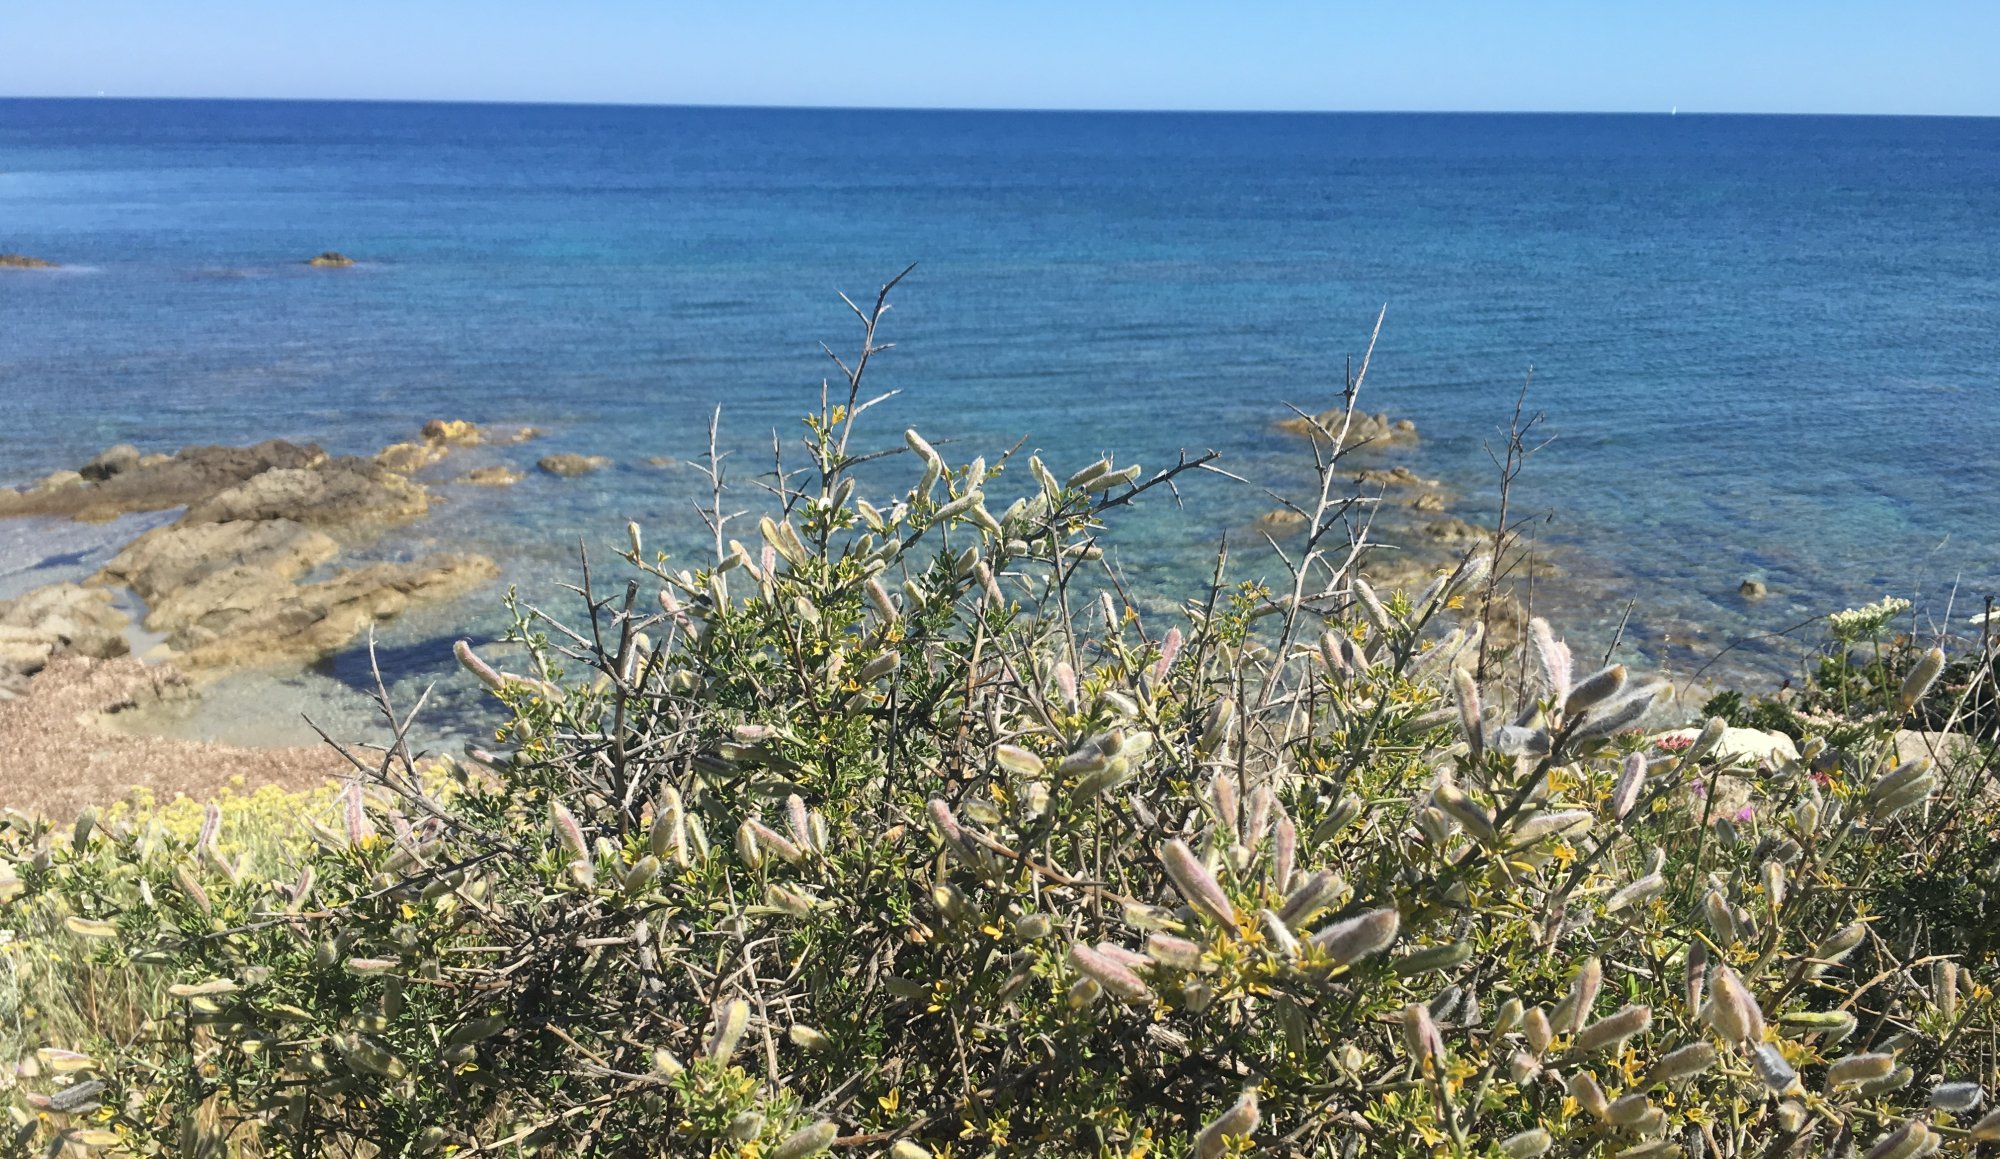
top-left (4, 0), bottom-right (1996, 116)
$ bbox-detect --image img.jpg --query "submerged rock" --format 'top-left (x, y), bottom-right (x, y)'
top-left (1251, 509), bottom-right (1308, 536)
top-left (456, 466), bottom-right (523, 487)
top-left (1356, 466), bottom-right (1440, 489)
top-left (1275, 409), bottom-right (1417, 446)
top-left (1739, 579), bottom-right (1768, 599)
top-left (375, 441), bottom-right (450, 474)
top-left (538, 453), bottom-right (612, 477)
top-left (307, 251), bottom-right (355, 267)
top-left (0, 254), bottom-right (59, 269)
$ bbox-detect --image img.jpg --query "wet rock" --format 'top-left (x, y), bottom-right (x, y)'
top-left (181, 460), bottom-right (428, 529)
top-left (538, 453), bottom-right (612, 477)
top-left (172, 554), bottom-right (500, 670)
top-left (308, 251), bottom-right (355, 267)
top-left (79, 444), bottom-right (143, 482)
top-left (0, 439), bottom-right (325, 521)
top-left (1275, 409), bottom-right (1418, 446)
top-left (1356, 465), bottom-right (1440, 489)
top-left (375, 441), bottom-right (450, 474)
top-left (1420, 517), bottom-right (1488, 546)
top-left (1252, 509), bottom-right (1308, 535)
top-left (644, 456), bottom-right (679, 469)
top-left (420, 419), bottom-right (482, 445)
top-left (0, 254), bottom-right (59, 269)
top-left (1739, 579), bottom-right (1767, 599)
top-left (456, 466), bottom-right (523, 487)
top-left (35, 470), bottom-right (85, 493)
top-left (1409, 491), bottom-right (1447, 512)
top-left (98, 519), bottom-right (339, 602)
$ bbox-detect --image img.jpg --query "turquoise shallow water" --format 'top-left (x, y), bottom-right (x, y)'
top-left (2, 100), bottom-right (1998, 742)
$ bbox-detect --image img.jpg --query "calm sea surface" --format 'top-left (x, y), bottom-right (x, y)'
top-left (2, 100), bottom-right (1997, 742)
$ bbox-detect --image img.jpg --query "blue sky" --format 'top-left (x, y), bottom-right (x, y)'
top-left (5, 1), bottom-right (1996, 115)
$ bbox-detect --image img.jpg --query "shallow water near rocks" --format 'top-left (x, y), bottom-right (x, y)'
top-left (3, 101), bottom-right (1998, 746)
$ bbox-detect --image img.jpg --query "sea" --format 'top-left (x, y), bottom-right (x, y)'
top-left (2, 100), bottom-right (1997, 746)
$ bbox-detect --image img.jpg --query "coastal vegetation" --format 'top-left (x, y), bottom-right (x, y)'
top-left (0, 279), bottom-right (1996, 1157)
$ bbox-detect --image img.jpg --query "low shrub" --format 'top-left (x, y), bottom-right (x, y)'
top-left (3, 285), bottom-right (1996, 1156)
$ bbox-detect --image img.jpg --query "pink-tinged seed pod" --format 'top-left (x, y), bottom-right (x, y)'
top-left (927, 799), bottom-right (972, 864)
top-left (1318, 630), bottom-right (1349, 680)
top-left (1508, 1051), bottom-right (1541, 1085)
top-left (1278, 869), bottom-right (1343, 930)
top-left (1611, 751), bottom-right (1648, 820)
top-left (1159, 627), bottom-right (1183, 671)
top-left (1454, 668), bottom-right (1485, 762)
top-left (173, 863), bottom-right (212, 915)
top-left (1827, 1053), bottom-right (1897, 1087)
top-left (1159, 839), bottom-right (1238, 929)
top-left (1702, 965), bottom-right (1764, 1044)
top-left (1564, 664), bottom-right (1627, 716)
top-left (1552, 958), bottom-right (1603, 1035)
top-left (1572, 1004), bottom-right (1651, 1054)
top-left (1209, 773), bottom-right (1240, 835)
top-left (1530, 617), bottom-right (1572, 702)
top-left (1272, 814), bottom-right (1296, 894)
top-left (1400, 1003), bottom-right (1445, 1069)
top-left (786, 794), bottom-right (811, 849)
top-left (746, 819), bottom-right (805, 864)
top-left (550, 802), bottom-right (587, 859)
top-left (1310, 907), bottom-right (1400, 965)
top-left (1684, 940), bottom-right (1709, 1013)
top-left (345, 784), bottom-right (373, 845)
top-left (865, 576), bottom-right (899, 623)
top-left (1645, 1041), bottom-right (1717, 1085)
top-left (1192, 1089), bottom-right (1259, 1159)
top-left (1145, 933), bottom-right (1205, 971)
top-left (196, 802), bottom-right (220, 853)
top-left (1508, 810), bottom-right (1592, 846)
top-left (1095, 942), bottom-right (1152, 972)
top-left (1899, 646), bottom-right (1946, 711)
top-left (994, 744), bottom-right (1043, 776)
top-left (1259, 910), bottom-right (1300, 959)
top-left (706, 999), bottom-right (750, 1061)
top-left (1070, 944), bottom-right (1153, 1004)
top-left (1354, 577), bottom-right (1393, 638)
top-left (1567, 1070), bottom-right (1610, 1120)
top-left (1606, 1093), bottom-right (1653, 1126)
top-left (1523, 1007), bottom-right (1553, 1055)
top-left (735, 821), bottom-right (764, 871)
top-left (454, 640), bottom-right (506, 692)
top-left (1704, 889), bottom-right (1739, 944)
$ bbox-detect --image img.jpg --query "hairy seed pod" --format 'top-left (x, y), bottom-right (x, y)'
top-left (1508, 809), bottom-right (1592, 847)
top-left (1813, 921), bottom-right (1868, 971)
top-left (1400, 1003), bottom-right (1445, 1069)
top-left (1508, 1051), bottom-right (1541, 1085)
top-left (1529, 617), bottom-right (1572, 699)
top-left (549, 801), bottom-right (587, 860)
top-left (173, 862), bottom-right (213, 916)
top-left (1197, 699), bottom-right (1235, 757)
top-left (1145, 933), bottom-right (1205, 971)
top-left (1192, 1089), bottom-right (1259, 1159)
top-left (1552, 958), bottom-right (1603, 1035)
top-left (735, 821), bottom-right (764, 870)
top-left (1492, 997), bottom-right (1524, 1037)
top-left (770, 1122), bottom-right (838, 1159)
top-left (1159, 839), bottom-right (1238, 929)
top-left (1704, 889), bottom-right (1738, 944)
top-left (1646, 1041), bottom-right (1717, 1085)
top-left (746, 819), bottom-right (804, 864)
top-left (1607, 1093), bottom-right (1654, 1126)
top-left (1433, 783), bottom-right (1497, 847)
top-left (1774, 1101), bottom-right (1806, 1133)
top-left (994, 744), bottom-right (1042, 776)
top-left (1702, 966), bottom-right (1763, 1044)
top-left (1572, 683), bottom-right (1669, 739)
top-left (1899, 646), bottom-right (1946, 711)
top-left (1067, 976), bottom-right (1103, 1009)
top-left (1871, 775), bottom-right (1936, 821)
top-left (858, 650), bottom-right (901, 683)
top-left (454, 640), bottom-right (506, 692)
top-left (1862, 1120), bottom-right (1928, 1159)
top-left (1498, 1128), bottom-right (1552, 1159)
top-left (1608, 873), bottom-right (1667, 913)
top-left (1684, 940), bottom-right (1708, 1013)
top-left (706, 999), bottom-right (750, 1062)
top-left (1014, 914), bottom-right (1053, 942)
top-left (1564, 664), bottom-right (1627, 716)
top-left (1968, 1108), bottom-right (2000, 1141)
top-left (1568, 1070), bottom-right (1610, 1120)
top-left (1395, 940), bottom-right (1473, 978)
top-left (1868, 758), bottom-right (1934, 806)
top-left (727, 1113), bottom-right (765, 1144)
top-left (890, 1143), bottom-right (934, 1159)
top-left (1751, 1042), bottom-right (1798, 1092)
top-left (1071, 944), bottom-right (1153, 1004)
top-left (1611, 751), bottom-right (1648, 820)
top-left (1779, 1009), bottom-right (1857, 1042)
top-left (1453, 668), bottom-right (1484, 763)
top-left (1828, 1053), bottom-right (1897, 1087)
top-left (1762, 859), bottom-right (1786, 908)
top-left (1354, 577), bottom-right (1394, 638)
top-left (1523, 1007), bottom-right (1553, 1055)
top-left (1573, 1004), bottom-right (1651, 1054)
top-left (1311, 906), bottom-right (1401, 965)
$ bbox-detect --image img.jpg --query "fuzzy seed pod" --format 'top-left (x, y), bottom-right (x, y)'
top-left (1862, 1121), bottom-right (1929, 1159)
top-left (1192, 1089), bottom-right (1260, 1159)
top-left (1159, 839), bottom-right (1238, 929)
top-left (1779, 1009), bottom-right (1857, 1042)
top-left (1243, 785), bottom-right (1275, 849)
top-left (1868, 758), bottom-right (1934, 806)
top-left (1573, 1004), bottom-right (1651, 1054)
top-left (1311, 906), bottom-right (1401, 965)
top-left (1684, 941), bottom-right (1708, 1013)
top-left (1434, 783), bottom-right (1498, 846)
top-left (622, 855), bottom-right (661, 896)
top-left (1071, 944), bottom-right (1154, 1004)
top-left (1354, 577), bottom-right (1394, 638)
top-left (1608, 873), bottom-right (1667, 913)
top-left (1508, 1051), bottom-right (1541, 1085)
top-left (994, 744), bottom-right (1042, 777)
top-left (1552, 958), bottom-right (1603, 1034)
top-left (1751, 1042), bottom-right (1797, 1092)
top-left (1564, 664), bottom-right (1627, 716)
top-left (1703, 889), bottom-right (1738, 944)
top-left (745, 818), bottom-right (804, 864)
top-left (1813, 921), bottom-right (1868, 969)
top-left (1508, 809), bottom-right (1592, 847)
top-left (173, 863), bottom-right (212, 916)
top-left (1400, 1003), bottom-right (1445, 1069)
top-left (770, 1122), bottom-right (838, 1159)
top-left (1969, 1108), bottom-right (2000, 1141)
top-left (1702, 966), bottom-right (1763, 1044)
top-left (1492, 997), bottom-right (1524, 1037)
top-left (1607, 1093), bottom-right (1653, 1126)
top-left (1453, 668), bottom-right (1484, 763)
top-left (1775, 1101), bottom-right (1806, 1133)
top-left (1271, 814), bottom-right (1297, 894)
top-left (345, 784), bottom-right (373, 845)
top-left (1500, 1129), bottom-right (1552, 1158)
top-left (735, 821), bottom-right (765, 870)
top-left (1646, 1041), bottom-right (1717, 1085)
top-left (858, 650), bottom-right (902, 683)
top-left (1572, 683), bottom-right (1669, 739)
top-left (727, 1113), bottom-right (765, 1144)
top-left (1015, 914), bottom-right (1053, 942)
top-left (549, 801), bottom-right (587, 860)
top-left (651, 791), bottom-right (688, 866)
top-left (1067, 976), bottom-right (1103, 1009)
top-left (1898, 646), bottom-right (1946, 711)
top-left (1395, 940), bottom-right (1473, 977)
top-left (194, 802), bottom-right (219, 853)
top-left (705, 999), bottom-right (750, 1062)
top-left (1567, 1070), bottom-right (1610, 1120)
top-left (1523, 1007), bottom-right (1553, 1055)
top-left (1611, 751), bottom-right (1648, 820)
top-left (1145, 933), bottom-right (1205, 972)
top-left (1828, 1053), bottom-right (1897, 1087)
top-left (454, 640), bottom-right (506, 692)
top-left (890, 1143), bottom-right (934, 1159)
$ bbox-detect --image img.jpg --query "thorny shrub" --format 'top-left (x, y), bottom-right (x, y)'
top-left (3, 278), bottom-right (1998, 1157)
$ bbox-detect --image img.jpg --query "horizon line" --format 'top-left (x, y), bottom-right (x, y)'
top-left (1, 94), bottom-right (1994, 120)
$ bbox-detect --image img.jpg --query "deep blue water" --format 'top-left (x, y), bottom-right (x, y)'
top-left (2, 100), bottom-right (1997, 738)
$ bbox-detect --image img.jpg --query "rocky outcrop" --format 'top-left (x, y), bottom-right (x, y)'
top-left (308, 252), bottom-right (355, 267)
top-left (539, 453), bottom-right (611, 477)
top-left (1356, 465), bottom-right (1440, 489)
top-left (0, 583), bottom-right (132, 693)
top-left (0, 439), bottom-right (325, 521)
top-left (0, 254), bottom-right (59, 269)
top-left (456, 466), bottom-right (522, 487)
top-left (183, 461), bottom-right (428, 528)
top-left (100, 519), bottom-right (339, 602)
top-left (169, 554), bottom-right (499, 670)
top-left (1276, 409), bottom-right (1417, 446)
top-left (1251, 509), bottom-right (1308, 536)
